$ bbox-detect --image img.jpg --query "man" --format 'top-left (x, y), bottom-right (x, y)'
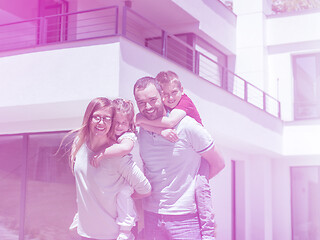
top-left (133, 76), bottom-right (225, 240)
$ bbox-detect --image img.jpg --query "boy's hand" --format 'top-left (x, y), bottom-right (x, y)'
top-left (161, 129), bottom-right (179, 142)
top-left (90, 153), bottom-right (103, 168)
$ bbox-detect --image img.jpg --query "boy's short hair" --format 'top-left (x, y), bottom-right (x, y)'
top-left (155, 71), bottom-right (182, 90)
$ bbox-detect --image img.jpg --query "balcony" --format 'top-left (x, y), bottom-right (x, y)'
top-left (0, 6), bottom-right (281, 118)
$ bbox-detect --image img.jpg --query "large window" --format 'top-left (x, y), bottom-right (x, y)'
top-left (0, 135), bottom-right (24, 239)
top-left (291, 166), bottom-right (320, 239)
top-left (0, 132), bottom-right (76, 240)
top-left (293, 53), bottom-right (320, 120)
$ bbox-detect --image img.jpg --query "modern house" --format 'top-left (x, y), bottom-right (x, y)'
top-left (0, 0), bottom-right (319, 239)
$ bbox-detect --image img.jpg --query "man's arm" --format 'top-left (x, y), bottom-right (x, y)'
top-left (200, 146), bottom-right (225, 179)
top-left (136, 109), bottom-right (186, 128)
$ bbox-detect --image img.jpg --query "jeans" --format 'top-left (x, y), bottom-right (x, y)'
top-left (196, 159), bottom-right (216, 239)
top-left (143, 211), bottom-right (202, 240)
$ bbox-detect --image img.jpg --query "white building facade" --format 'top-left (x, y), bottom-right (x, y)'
top-left (0, 0), bottom-right (319, 239)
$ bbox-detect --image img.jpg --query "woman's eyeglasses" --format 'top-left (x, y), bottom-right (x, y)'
top-left (91, 115), bottom-right (112, 124)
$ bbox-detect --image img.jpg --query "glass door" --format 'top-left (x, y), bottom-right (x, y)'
top-left (291, 166), bottom-right (320, 239)
top-left (38, 0), bottom-right (69, 43)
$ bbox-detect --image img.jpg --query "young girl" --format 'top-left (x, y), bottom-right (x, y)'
top-left (90, 98), bottom-right (141, 240)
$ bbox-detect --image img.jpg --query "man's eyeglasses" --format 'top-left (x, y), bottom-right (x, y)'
top-left (91, 115), bottom-right (112, 124)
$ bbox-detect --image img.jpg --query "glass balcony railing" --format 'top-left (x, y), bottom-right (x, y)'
top-left (0, 6), bottom-right (281, 118)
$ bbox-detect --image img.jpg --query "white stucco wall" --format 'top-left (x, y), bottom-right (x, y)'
top-left (267, 11), bottom-right (320, 46)
top-left (172, 0), bottom-right (236, 54)
top-left (0, 38), bottom-right (121, 133)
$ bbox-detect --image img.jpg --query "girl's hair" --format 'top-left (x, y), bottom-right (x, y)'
top-left (66, 97), bottom-right (114, 173)
top-left (110, 98), bottom-right (136, 139)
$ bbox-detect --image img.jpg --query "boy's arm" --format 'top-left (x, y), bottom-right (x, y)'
top-left (90, 138), bottom-right (134, 167)
top-left (139, 123), bottom-right (179, 142)
top-left (136, 109), bottom-right (186, 128)
top-left (200, 146), bottom-right (225, 179)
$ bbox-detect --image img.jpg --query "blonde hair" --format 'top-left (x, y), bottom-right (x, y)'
top-left (110, 98), bottom-right (136, 138)
top-left (67, 97), bottom-right (114, 173)
top-left (155, 71), bottom-right (182, 90)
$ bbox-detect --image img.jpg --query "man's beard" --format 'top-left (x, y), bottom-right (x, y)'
top-left (143, 106), bottom-right (164, 120)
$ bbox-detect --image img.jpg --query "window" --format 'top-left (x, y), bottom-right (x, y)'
top-left (0, 131), bottom-right (76, 240)
top-left (293, 53), bottom-right (320, 119)
top-left (24, 132), bottom-right (75, 240)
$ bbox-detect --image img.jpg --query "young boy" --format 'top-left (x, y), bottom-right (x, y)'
top-left (135, 71), bottom-right (216, 239)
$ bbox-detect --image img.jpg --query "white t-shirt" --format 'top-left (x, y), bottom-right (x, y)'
top-left (119, 132), bottom-right (143, 171)
top-left (138, 116), bottom-right (214, 215)
top-left (73, 143), bottom-right (151, 239)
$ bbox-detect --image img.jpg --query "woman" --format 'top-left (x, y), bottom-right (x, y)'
top-left (69, 97), bottom-right (151, 240)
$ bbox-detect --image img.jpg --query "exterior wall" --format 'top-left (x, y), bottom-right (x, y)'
top-left (245, 157), bottom-right (273, 240)
top-left (233, 0), bottom-right (271, 94)
top-left (0, 13), bottom-right (39, 52)
top-left (283, 121), bottom-right (320, 155)
top-left (267, 11), bottom-right (320, 46)
top-left (266, 11), bottom-right (320, 121)
top-left (0, 1), bottom-right (320, 239)
top-left (0, 0), bottom-right (38, 22)
top-left (0, 38), bottom-right (121, 134)
top-left (0, 9), bottom-right (25, 24)
top-left (272, 158), bottom-right (292, 240)
top-left (172, 0), bottom-right (237, 54)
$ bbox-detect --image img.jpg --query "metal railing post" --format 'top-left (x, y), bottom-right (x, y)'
top-left (39, 17), bottom-right (47, 44)
top-left (194, 51), bottom-right (200, 75)
top-left (222, 67), bottom-right (228, 90)
top-left (162, 30), bottom-right (167, 57)
top-left (278, 101), bottom-right (281, 118)
top-left (244, 81), bottom-right (248, 102)
top-left (115, 6), bottom-right (119, 35)
top-left (122, 6), bottom-right (127, 37)
top-left (60, 15), bottom-right (65, 42)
